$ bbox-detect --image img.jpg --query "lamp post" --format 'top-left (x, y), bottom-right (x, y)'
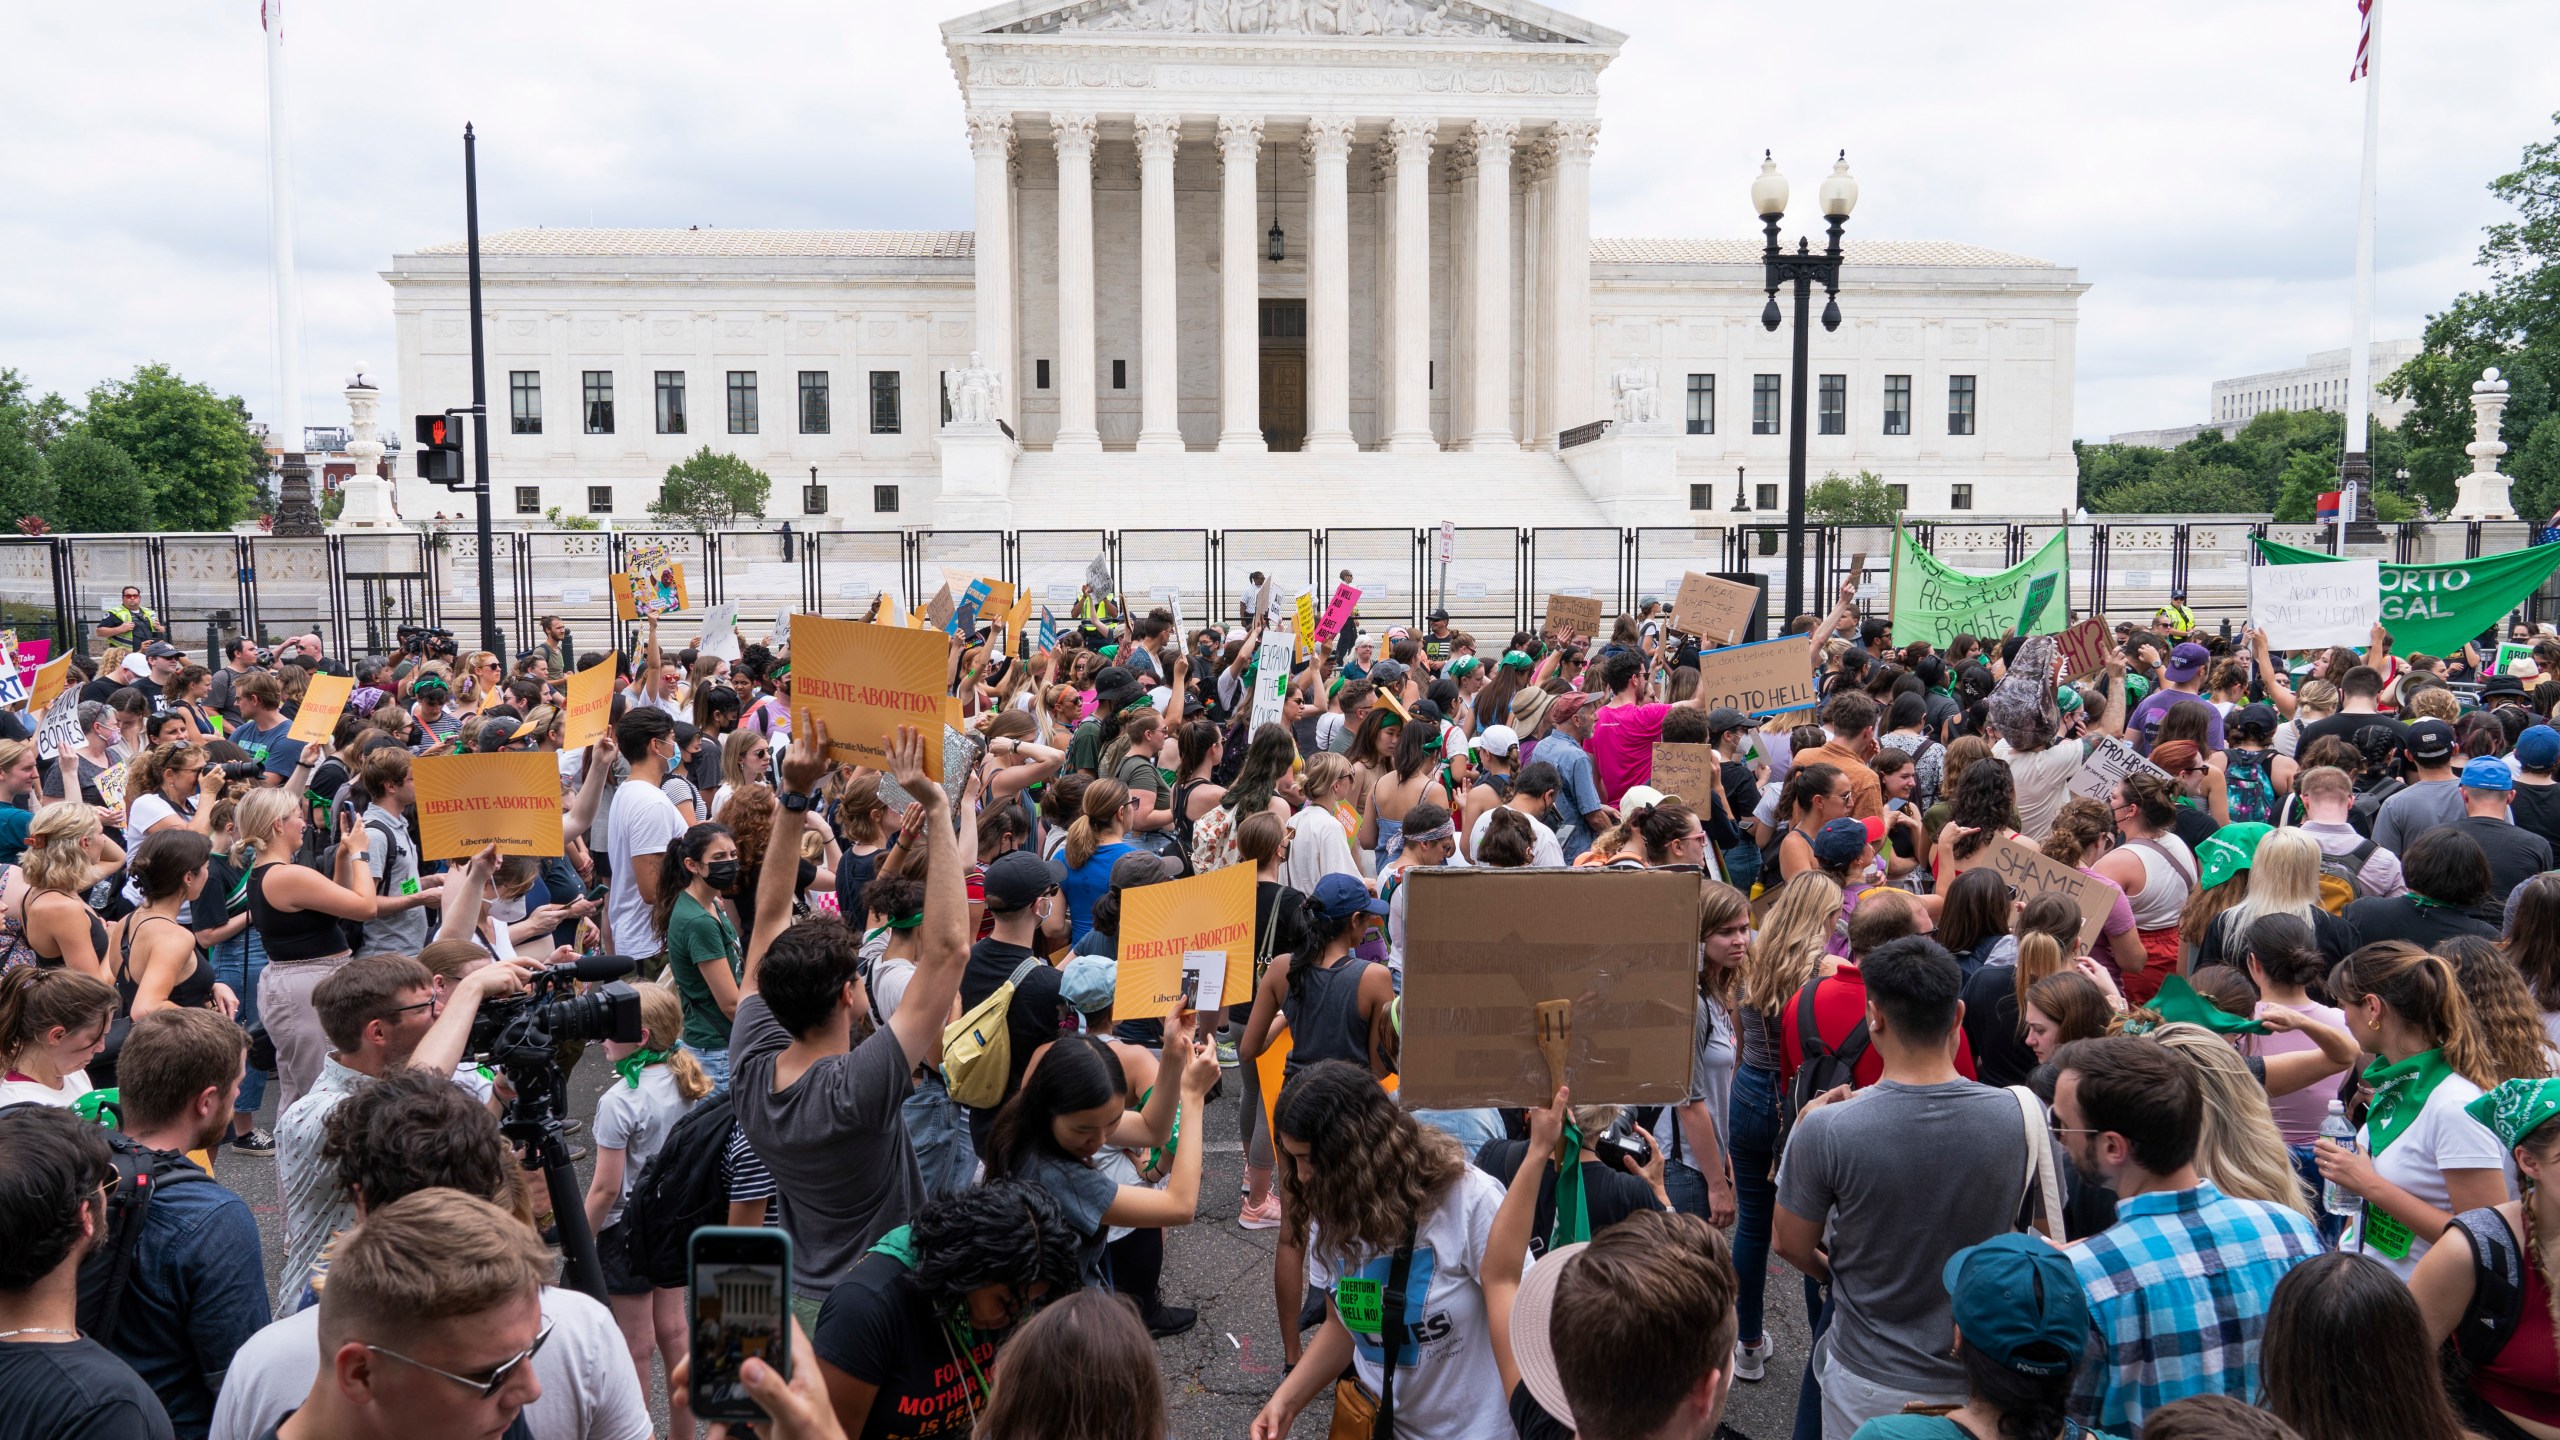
top-left (1756, 150), bottom-right (1857, 623)
top-left (1731, 464), bottom-right (1750, 514)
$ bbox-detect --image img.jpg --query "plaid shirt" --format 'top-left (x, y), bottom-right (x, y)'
top-left (2067, 1180), bottom-right (2323, 1432)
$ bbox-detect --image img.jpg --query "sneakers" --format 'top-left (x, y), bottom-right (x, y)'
top-left (1216, 1038), bottom-right (1240, 1067)
top-left (230, 1129), bottom-right (276, 1156)
top-left (1145, 1304), bottom-right (1199, 1340)
top-left (1735, 1336), bottom-right (1771, 1383)
top-left (1238, 1194), bottom-right (1283, 1230)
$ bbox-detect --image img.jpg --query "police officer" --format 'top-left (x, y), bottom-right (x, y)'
top-left (97, 585), bottom-right (163, 647)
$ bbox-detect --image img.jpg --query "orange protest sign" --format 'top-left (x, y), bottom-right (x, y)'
top-left (790, 614), bottom-right (947, 781)
top-left (26, 655), bottom-right (72, 714)
top-left (612, 565), bottom-right (690, 620)
top-left (562, 651), bottom-right (618, 751)
top-left (412, 752), bottom-right (565, 860)
top-left (1114, 861), bottom-right (1256, 1021)
top-left (289, 674), bottom-right (355, 744)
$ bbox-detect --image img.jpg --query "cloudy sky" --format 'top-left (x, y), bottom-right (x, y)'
top-left (5, 0), bottom-right (2555, 444)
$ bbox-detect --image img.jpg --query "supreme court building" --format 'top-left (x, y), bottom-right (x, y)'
top-left (386, 0), bottom-right (2087, 530)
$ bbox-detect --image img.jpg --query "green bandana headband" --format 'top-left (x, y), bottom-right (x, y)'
top-left (2119, 973), bottom-right (2266, 1037)
top-left (1447, 656), bottom-right (1481, 679)
top-left (1500, 650), bottom-right (1535, 671)
top-left (884, 910), bottom-right (925, 931)
top-left (2468, 1077), bottom-right (2560, 1151)
top-left (1099, 644), bottom-right (1120, 658)
top-left (613, 1047), bottom-right (674, 1089)
top-left (1121, 695), bottom-right (1157, 714)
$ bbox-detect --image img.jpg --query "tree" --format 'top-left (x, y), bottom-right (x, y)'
top-left (2085, 463), bottom-right (2263, 516)
top-left (1803, 469), bottom-right (1898, 525)
top-left (76, 364), bottom-right (263, 531)
top-left (649, 447), bottom-right (770, 530)
top-left (2271, 450), bottom-right (2338, 523)
top-left (0, 370), bottom-right (62, 527)
top-left (47, 432), bottom-right (155, 534)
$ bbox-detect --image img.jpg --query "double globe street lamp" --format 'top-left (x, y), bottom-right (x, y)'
top-left (1756, 150), bottom-right (1858, 622)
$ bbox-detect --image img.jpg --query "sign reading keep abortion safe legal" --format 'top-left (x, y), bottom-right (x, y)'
top-left (2248, 558), bottom-right (2380, 650)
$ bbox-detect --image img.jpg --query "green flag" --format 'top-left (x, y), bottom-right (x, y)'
top-left (1889, 524), bottom-right (2071, 648)
top-left (2251, 536), bottom-right (2560, 657)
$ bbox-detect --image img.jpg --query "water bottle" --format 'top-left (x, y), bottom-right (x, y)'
top-left (2320, 1100), bottom-right (2361, 1217)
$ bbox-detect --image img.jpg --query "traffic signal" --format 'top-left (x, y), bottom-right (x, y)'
top-left (414, 413), bottom-right (465, 484)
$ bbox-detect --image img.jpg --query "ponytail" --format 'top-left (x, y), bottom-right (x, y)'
top-left (0, 966), bottom-right (118, 1069)
top-left (651, 822), bottom-right (734, 943)
top-left (1065, 779), bottom-right (1128, 870)
top-left (636, 983), bottom-right (713, 1103)
top-left (2013, 931), bottom-right (2064, 1031)
top-left (2329, 941), bottom-right (2499, 1088)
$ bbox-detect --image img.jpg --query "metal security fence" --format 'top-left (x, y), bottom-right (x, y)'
top-left (23, 520), bottom-right (2560, 665)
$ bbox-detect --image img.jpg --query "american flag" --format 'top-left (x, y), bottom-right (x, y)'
top-left (2350, 0), bottom-right (2373, 80)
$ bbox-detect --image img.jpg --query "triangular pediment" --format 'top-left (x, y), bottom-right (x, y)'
top-left (942, 0), bottom-right (1622, 47)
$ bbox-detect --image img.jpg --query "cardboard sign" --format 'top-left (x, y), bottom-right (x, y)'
top-left (1115, 862), bottom-right (1255, 1021)
top-left (1672, 572), bottom-right (1759, 646)
top-left (1398, 868), bottom-right (1702, 1108)
top-left (413, 751), bottom-right (566, 860)
top-left (924, 583), bottom-right (956, 634)
top-left (697, 604), bottom-right (741, 661)
top-left (1249, 632), bottom-right (1295, 731)
top-left (26, 655), bottom-right (71, 714)
top-left (1543, 592), bottom-right (1604, 639)
top-left (2057, 615), bottom-right (2113, 683)
top-left (1000, 592), bottom-right (1034, 654)
top-left (1315, 583), bottom-right (1361, 643)
top-left (562, 651), bottom-right (618, 752)
top-left (2070, 733), bottom-right (2171, 805)
top-left (1690, 635), bottom-right (1820, 719)
top-left (1248, 577), bottom-right (1275, 624)
top-left (790, 614), bottom-right (948, 781)
top-left (1649, 743), bottom-right (1720, 807)
top-left (771, 612), bottom-right (792, 648)
top-left (289, 673), bottom-right (355, 744)
top-left (2250, 557), bottom-right (2382, 650)
top-left (1950, 833), bottom-right (2114, 948)
top-left (1294, 590), bottom-right (1318, 659)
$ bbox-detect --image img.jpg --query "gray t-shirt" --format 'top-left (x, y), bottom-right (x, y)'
top-left (730, 992), bottom-right (922, 1302)
top-left (355, 804), bottom-right (429, 958)
top-left (2372, 778), bottom-right (2466, 856)
top-left (1776, 1078), bottom-right (2062, 1392)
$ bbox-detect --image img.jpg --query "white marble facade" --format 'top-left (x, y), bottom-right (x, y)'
top-left (384, 0), bottom-right (2086, 529)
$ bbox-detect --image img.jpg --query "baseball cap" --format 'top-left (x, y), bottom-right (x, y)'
top-left (2406, 718), bottom-right (2458, 765)
top-left (1107, 852), bottom-right (1181, 890)
top-left (1704, 707), bottom-right (1751, 737)
top-left (1058, 955), bottom-right (1117, 1015)
top-left (1471, 725), bottom-right (1520, 759)
top-left (1547, 691), bottom-right (1596, 725)
top-left (982, 850), bottom-right (1066, 911)
top-left (1428, 608), bottom-right (1449, 622)
top-left (141, 641), bottom-right (183, 659)
top-left (2518, 725), bottom-right (2560, 772)
top-left (1812, 815), bottom-right (1884, 867)
top-left (2463, 756), bottom-right (2517, 792)
top-left (2163, 642), bottom-right (2210, 683)
top-left (1943, 1234), bottom-right (2092, 1379)
top-left (1310, 871), bottom-right (1390, 921)
top-left (1511, 1240), bottom-right (1593, 1431)
top-left (2228, 702), bottom-right (2279, 737)
top-left (119, 653), bottom-right (151, 679)
top-left (2195, 821), bottom-right (2271, 890)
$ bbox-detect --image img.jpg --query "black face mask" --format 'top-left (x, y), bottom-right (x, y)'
top-left (705, 860), bottom-right (741, 893)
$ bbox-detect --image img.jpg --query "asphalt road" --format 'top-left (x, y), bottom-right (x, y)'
top-left (228, 1051), bottom-right (1815, 1439)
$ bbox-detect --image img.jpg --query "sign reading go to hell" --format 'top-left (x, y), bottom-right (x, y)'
top-left (561, 651), bottom-right (618, 752)
top-left (1950, 833), bottom-right (2114, 948)
top-left (1399, 868), bottom-right (1701, 1108)
top-left (413, 752), bottom-right (565, 860)
top-left (1690, 635), bottom-right (1820, 719)
top-left (2248, 557), bottom-right (2381, 650)
top-left (789, 614), bottom-right (948, 782)
top-left (1115, 861), bottom-right (1256, 1022)
top-left (1671, 572), bottom-right (1759, 646)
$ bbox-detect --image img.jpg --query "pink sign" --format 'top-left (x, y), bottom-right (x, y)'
top-left (1314, 584), bottom-right (1361, 643)
top-left (10, 639), bottom-right (48, 668)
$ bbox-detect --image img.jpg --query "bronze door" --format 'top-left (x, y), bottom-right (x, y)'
top-left (1259, 298), bottom-right (1306, 452)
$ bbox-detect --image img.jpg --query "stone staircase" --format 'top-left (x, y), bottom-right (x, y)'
top-left (1002, 446), bottom-right (1609, 527)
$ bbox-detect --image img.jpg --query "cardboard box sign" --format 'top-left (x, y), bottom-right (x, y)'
top-left (1949, 833), bottom-right (2114, 948)
top-left (1543, 592), bottom-right (1604, 640)
top-left (1672, 572), bottom-right (1759, 646)
top-left (1649, 743), bottom-right (1720, 808)
top-left (2057, 616), bottom-right (2113, 683)
top-left (1397, 868), bottom-right (1702, 1109)
top-left (1690, 635), bottom-right (1820, 719)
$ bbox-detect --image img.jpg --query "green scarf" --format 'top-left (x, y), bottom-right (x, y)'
top-left (1548, 1117), bottom-right (1591, 1251)
top-left (2362, 1047), bottom-right (2456, 1157)
top-left (613, 1047), bottom-right (673, 1089)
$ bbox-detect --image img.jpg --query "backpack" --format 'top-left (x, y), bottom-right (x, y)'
top-left (2225, 748), bottom-right (2279, 825)
top-left (2348, 777), bottom-right (2405, 839)
top-left (615, 1090), bottom-right (737, 1290)
top-left (2448, 1205), bottom-right (2525, 1368)
top-left (74, 1131), bottom-right (214, 1347)
top-left (315, 817), bottom-right (400, 951)
top-left (1781, 975), bottom-right (1868, 1150)
top-left (942, 957), bottom-right (1040, 1109)
top-left (2316, 837), bottom-right (2379, 915)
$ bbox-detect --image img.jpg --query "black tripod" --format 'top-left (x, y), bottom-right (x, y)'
top-left (499, 1057), bottom-right (608, 1303)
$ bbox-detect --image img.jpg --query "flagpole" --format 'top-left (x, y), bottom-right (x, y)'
top-left (263, 0), bottom-right (305, 451)
top-left (2341, 0), bottom-right (2382, 544)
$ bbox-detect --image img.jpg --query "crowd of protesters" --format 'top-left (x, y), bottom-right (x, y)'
top-left (14, 577), bottom-right (2560, 1440)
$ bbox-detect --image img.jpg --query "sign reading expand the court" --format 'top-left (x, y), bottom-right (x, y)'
top-left (790, 614), bottom-right (948, 781)
top-left (413, 752), bottom-right (564, 860)
top-left (1690, 635), bottom-right (1820, 718)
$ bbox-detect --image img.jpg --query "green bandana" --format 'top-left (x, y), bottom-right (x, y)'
top-left (2121, 973), bottom-right (2267, 1037)
top-left (1500, 650), bottom-right (1535, 671)
top-left (1447, 656), bottom-right (1481, 679)
top-left (884, 910), bottom-right (925, 931)
top-left (1548, 1116), bottom-right (1591, 1251)
top-left (2362, 1047), bottom-right (2457, 1157)
top-left (613, 1047), bottom-right (673, 1089)
top-left (2467, 1078), bottom-right (2560, 1151)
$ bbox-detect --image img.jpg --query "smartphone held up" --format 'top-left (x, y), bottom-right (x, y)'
top-left (689, 1227), bottom-right (793, 1422)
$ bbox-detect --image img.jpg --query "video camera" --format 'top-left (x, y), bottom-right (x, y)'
top-left (397, 624), bottom-right (459, 661)
top-left (468, 954), bottom-right (645, 1071)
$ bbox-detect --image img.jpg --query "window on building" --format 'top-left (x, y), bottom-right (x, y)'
top-left (1752, 374), bottom-right (1780, 435)
top-left (727, 371), bottom-right (758, 435)
top-left (802, 484), bottom-right (829, 516)
top-left (513, 485), bottom-right (540, 515)
top-left (582, 371), bottom-right (614, 435)
top-left (1689, 483), bottom-right (1712, 511)
top-left (587, 485), bottom-right (613, 514)
top-left (654, 371), bottom-right (687, 435)
top-left (798, 372), bottom-right (830, 434)
top-left (1819, 374), bottom-right (1846, 435)
top-left (870, 371), bottom-right (902, 434)
top-left (1888, 483), bottom-right (1908, 509)
top-left (508, 372), bottom-right (541, 435)
top-left (1949, 375), bottom-right (1977, 435)
top-left (1036, 359), bottom-right (1051, 390)
top-left (938, 372), bottom-right (952, 427)
top-left (874, 484), bottom-right (900, 514)
top-left (1883, 375), bottom-right (1911, 435)
top-left (1950, 483), bottom-right (1974, 510)
top-left (1112, 359), bottom-right (1128, 390)
top-left (1686, 375), bottom-right (1714, 435)
top-left (1756, 483), bottom-right (1779, 511)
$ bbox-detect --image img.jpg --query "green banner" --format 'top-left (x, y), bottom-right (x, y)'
top-left (2252, 536), bottom-right (2560, 657)
top-left (1890, 525), bottom-right (2071, 648)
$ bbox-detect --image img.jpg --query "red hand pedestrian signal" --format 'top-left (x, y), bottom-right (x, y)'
top-left (414, 413), bottom-right (466, 484)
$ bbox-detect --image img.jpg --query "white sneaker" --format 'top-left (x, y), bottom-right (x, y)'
top-left (1734, 1337), bottom-right (1771, 1382)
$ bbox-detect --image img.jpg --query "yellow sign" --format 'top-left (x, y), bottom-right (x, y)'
top-left (791, 614), bottom-right (947, 781)
top-left (413, 752), bottom-right (565, 860)
top-left (289, 674), bottom-right (355, 744)
top-left (1114, 862), bottom-right (1255, 1021)
top-left (1294, 591), bottom-right (1318, 659)
top-left (562, 651), bottom-right (618, 752)
top-left (1001, 592), bottom-right (1034, 654)
top-left (26, 655), bottom-right (72, 714)
top-left (612, 565), bottom-right (690, 620)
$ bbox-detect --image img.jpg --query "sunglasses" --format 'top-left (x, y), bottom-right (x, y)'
top-left (366, 1316), bottom-right (555, 1399)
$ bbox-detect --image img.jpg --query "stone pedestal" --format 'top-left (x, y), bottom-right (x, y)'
top-left (1558, 421), bottom-right (1680, 526)
top-left (272, 452), bottom-right (323, 536)
top-left (936, 423), bottom-right (1020, 528)
top-left (2449, 366), bottom-right (2518, 521)
top-left (331, 369), bottom-right (406, 530)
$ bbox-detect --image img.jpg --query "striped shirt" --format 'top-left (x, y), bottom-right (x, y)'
top-left (2067, 1180), bottom-right (2323, 1433)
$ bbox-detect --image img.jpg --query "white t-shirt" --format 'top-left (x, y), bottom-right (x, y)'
top-left (1307, 1167), bottom-right (1522, 1440)
top-left (1467, 805), bottom-right (1565, 867)
top-left (606, 778), bottom-right (687, 959)
top-left (1284, 805), bottom-right (1366, 891)
top-left (0, 1071), bottom-right (91, 1109)
top-left (594, 1063), bottom-right (688, 1228)
top-left (2346, 1071), bottom-right (2515, 1280)
top-left (1992, 739), bottom-right (2087, 840)
top-left (123, 793), bottom-right (194, 919)
top-left (210, 1284), bottom-right (649, 1440)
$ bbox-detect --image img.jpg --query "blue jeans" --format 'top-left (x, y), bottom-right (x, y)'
top-left (1729, 1061), bottom-right (1785, 1346)
top-left (685, 1044), bottom-right (730, 1096)
top-left (211, 927), bottom-right (270, 1118)
top-left (1666, 1160), bottom-right (1709, 1219)
top-left (1794, 1290), bottom-right (1834, 1440)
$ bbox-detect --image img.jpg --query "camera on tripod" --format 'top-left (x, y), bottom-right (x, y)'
top-left (397, 624), bottom-right (459, 661)
top-left (468, 955), bottom-right (645, 1070)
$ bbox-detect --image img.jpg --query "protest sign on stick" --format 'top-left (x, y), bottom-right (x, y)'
top-left (790, 615), bottom-right (947, 781)
top-left (1950, 834), bottom-right (2114, 947)
top-left (414, 753), bottom-right (565, 860)
top-left (1114, 863), bottom-right (1255, 1022)
top-left (2248, 558), bottom-right (2381, 650)
top-left (1671, 572), bottom-right (1759, 647)
top-left (1690, 636), bottom-right (1820, 719)
top-left (561, 652), bottom-right (618, 752)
